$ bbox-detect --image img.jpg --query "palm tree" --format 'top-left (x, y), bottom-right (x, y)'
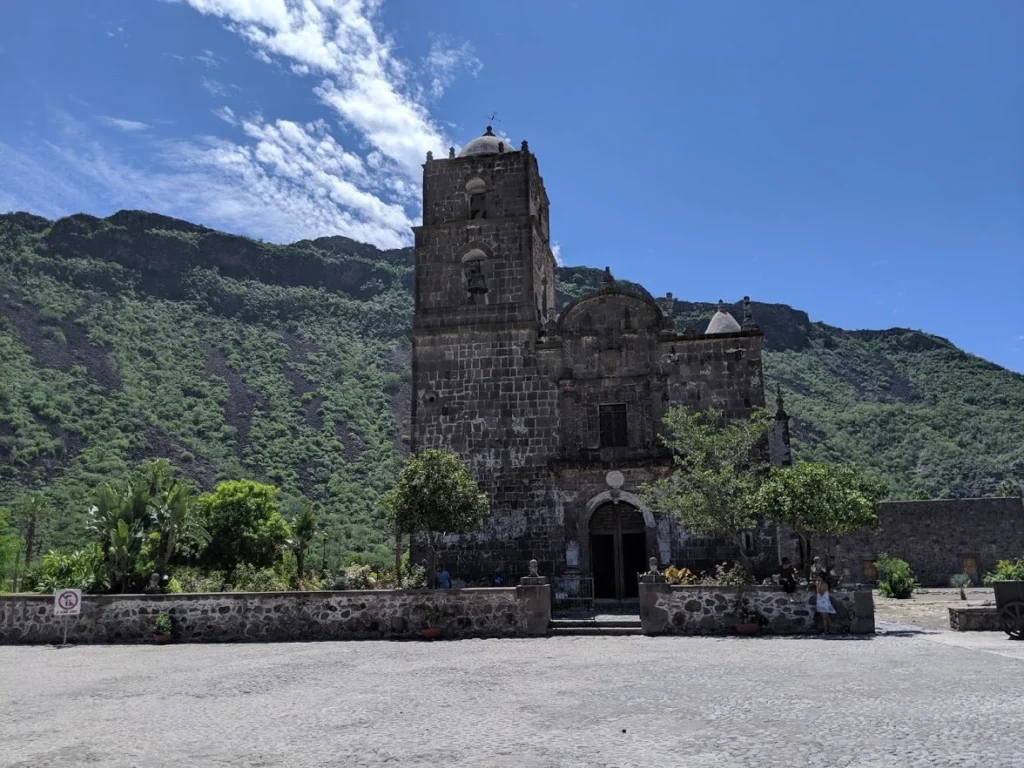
top-left (152, 480), bottom-right (207, 580)
top-left (87, 481), bottom-right (151, 593)
top-left (285, 499), bottom-right (317, 584)
top-left (10, 493), bottom-right (51, 592)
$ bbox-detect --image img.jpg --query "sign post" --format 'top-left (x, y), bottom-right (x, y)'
top-left (53, 589), bottom-right (82, 647)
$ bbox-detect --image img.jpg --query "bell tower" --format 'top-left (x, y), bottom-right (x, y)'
top-left (409, 127), bottom-right (563, 579)
top-left (411, 127), bottom-right (556, 331)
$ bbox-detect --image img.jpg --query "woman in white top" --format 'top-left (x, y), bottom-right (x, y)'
top-left (816, 575), bottom-right (836, 634)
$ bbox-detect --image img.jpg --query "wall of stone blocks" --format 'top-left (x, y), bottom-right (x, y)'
top-left (0, 586), bottom-right (551, 645)
top-left (831, 497), bottom-right (1024, 586)
top-left (639, 583), bottom-right (875, 635)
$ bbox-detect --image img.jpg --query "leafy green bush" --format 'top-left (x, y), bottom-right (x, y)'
top-left (698, 562), bottom-right (749, 587)
top-left (227, 563), bottom-right (290, 592)
top-left (876, 553), bottom-right (917, 598)
top-left (154, 614), bottom-right (172, 635)
top-left (35, 545), bottom-right (107, 594)
top-left (982, 558), bottom-right (1024, 585)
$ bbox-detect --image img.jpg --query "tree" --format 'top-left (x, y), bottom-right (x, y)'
top-left (751, 461), bottom-right (887, 576)
top-left (9, 493), bottom-right (51, 592)
top-left (382, 449), bottom-right (489, 587)
top-left (641, 407), bottom-right (773, 575)
top-left (284, 498), bottom-right (317, 584)
top-left (1, 508), bottom-right (23, 592)
top-left (152, 480), bottom-right (207, 579)
top-left (86, 481), bottom-right (152, 593)
top-left (198, 480), bottom-right (291, 574)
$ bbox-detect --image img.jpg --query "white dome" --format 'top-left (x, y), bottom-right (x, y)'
top-left (458, 127), bottom-right (515, 157)
top-left (705, 301), bottom-right (742, 335)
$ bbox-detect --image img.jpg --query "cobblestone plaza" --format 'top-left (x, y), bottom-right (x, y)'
top-left (2, 627), bottom-right (1020, 767)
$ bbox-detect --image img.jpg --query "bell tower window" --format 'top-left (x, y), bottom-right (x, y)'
top-left (469, 193), bottom-right (487, 219)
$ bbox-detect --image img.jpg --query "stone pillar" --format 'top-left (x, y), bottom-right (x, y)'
top-left (849, 590), bottom-right (875, 634)
top-left (516, 559), bottom-right (551, 636)
top-left (638, 557), bottom-right (670, 635)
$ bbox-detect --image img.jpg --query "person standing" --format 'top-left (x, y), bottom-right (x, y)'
top-left (816, 574), bottom-right (836, 634)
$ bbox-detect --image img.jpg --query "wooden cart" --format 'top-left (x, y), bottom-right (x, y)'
top-left (993, 581), bottom-right (1024, 639)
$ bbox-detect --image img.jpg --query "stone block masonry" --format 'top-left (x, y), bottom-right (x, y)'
top-left (0, 585), bottom-right (551, 645)
top-left (831, 497), bottom-right (1024, 587)
top-left (639, 583), bottom-right (875, 635)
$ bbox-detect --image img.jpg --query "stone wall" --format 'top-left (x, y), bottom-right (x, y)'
top-left (639, 583), bottom-right (875, 635)
top-left (831, 497), bottom-right (1024, 587)
top-left (0, 585), bottom-right (551, 645)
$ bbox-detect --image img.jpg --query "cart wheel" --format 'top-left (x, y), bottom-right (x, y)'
top-left (1001, 601), bottom-right (1024, 639)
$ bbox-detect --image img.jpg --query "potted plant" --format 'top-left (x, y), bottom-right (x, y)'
top-left (733, 595), bottom-right (764, 635)
top-left (153, 614), bottom-right (173, 645)
top-left (421, 606), bottom-right (444, 639)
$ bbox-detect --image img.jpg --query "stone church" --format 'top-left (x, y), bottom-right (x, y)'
top-left (411, 127), bottom-right (791, 598)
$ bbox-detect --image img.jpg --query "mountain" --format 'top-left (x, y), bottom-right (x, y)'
top-left (2, 211), bottom-right (1022, 562)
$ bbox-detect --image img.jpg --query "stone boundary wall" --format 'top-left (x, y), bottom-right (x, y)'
top-left (948, 606), bottom-right (1002, 632)
top-left (832, 497), bottom-right (1024, 587)
top-left (0, 584), bottom-right (551, 645)
top-left (639, 584), bottom-right (874, 635)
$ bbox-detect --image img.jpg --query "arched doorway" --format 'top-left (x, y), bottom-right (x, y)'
top-left (589, 503), bottom-right (648, 601)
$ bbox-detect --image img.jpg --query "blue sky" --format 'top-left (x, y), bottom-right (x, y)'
top-left (1, 1), bottom-right (1021, 372)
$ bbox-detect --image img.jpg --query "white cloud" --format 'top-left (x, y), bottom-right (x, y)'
top-left (201, 76), bottom-right (230, 96)
top-left (6, 2), bottom-right (487, 252)
top-left (212, 106), bottom-right (238, 125)
top-left (178, 0), bottom-right (454, 177)
top-left (2, 110), bottom-right (414, 249)
top-left (551, 241), bottom-right (564, 266)
top-left (196, 48), bottom-right (225, 68)
top-left (98, 116), bottom-right (150, 132)
top-left (425, 35), bottom-right (482, 99)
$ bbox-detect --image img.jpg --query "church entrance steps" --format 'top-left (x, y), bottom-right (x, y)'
top-left (548, 617), bottom-right (642, 636)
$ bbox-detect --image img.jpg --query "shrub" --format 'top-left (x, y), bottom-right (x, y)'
top-left (228, 563), bottom-right (289, 592)
top-left (982, 558), bottom-right (1024, 585)
top-left (173, 567), bottom-right (227, 593)
top-left (664, 565), bottom-right (697, 585)
top-left (154, 614), bottom-right (172, 635)
top-left (876, 553), bottom-right (917, 598)
top-left (949, 573), bottom-right (973, 589)
top-left (165, 577), bottom-right (182, 593)
top-left (35, 545), bottom-right (108, 594)
top-left (699, 562), bottom-right (749, 587)
top-left (334, 564), bottom-right (376, 590)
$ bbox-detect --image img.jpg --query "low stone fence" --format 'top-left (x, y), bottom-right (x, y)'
top-left (948, 606), bottom-right (1002, 632)
top-left (0, 582), bottom-right (551, 645)
top-left (639, 583), bottom-right (875, 635)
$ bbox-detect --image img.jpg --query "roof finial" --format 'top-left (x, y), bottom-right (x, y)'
top-left (484, 125), bottom-right (494, 136)
top-left (602, 266), bottom-right (614, 284)
top-left (426, 150), bottom-right (433, 162)
top-left (716, 299), bottom-right (726, 313)
top-left (521, 139), bottom-right (529, 152)
top-left (449, 146), bottom-right (455, 159)
top-left (741, 295), bottom-right (760, 332)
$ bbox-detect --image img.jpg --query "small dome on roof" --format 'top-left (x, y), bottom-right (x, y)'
top-left (458, 126), bottom-right (515, 158)
top-left (705, 300), bottom-right (742, 335)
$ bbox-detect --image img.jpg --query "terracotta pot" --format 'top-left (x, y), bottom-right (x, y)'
top-left (153, 634), bottom-right (173, 645)
top-left (421, 627), bottom-right (443, 640)
top-left (734, 623), bottom-right (761, 635)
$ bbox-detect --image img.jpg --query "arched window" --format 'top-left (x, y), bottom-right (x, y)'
top-left (462, 249), bottom-right (488, 303)
top-left (465, 178), bottom-right (487, 220)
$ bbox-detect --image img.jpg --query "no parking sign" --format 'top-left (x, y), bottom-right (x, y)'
top-left (54, 589), bottom-right (82, 616)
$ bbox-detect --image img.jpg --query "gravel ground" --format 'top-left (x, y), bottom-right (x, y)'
top-left (873, 587), bottom-right (996, 631)
top-left (1, 631), bottom-right (1021, 768)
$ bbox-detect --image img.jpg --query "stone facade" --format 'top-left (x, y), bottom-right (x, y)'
top-left (828, 497), bottom-right (1024, 587)
top-left (639, 583), bottom-right (875, 635)
top-left (0, 586), bottom-right (551, 645)
top-left (411, 130), bottom-right (787, 592)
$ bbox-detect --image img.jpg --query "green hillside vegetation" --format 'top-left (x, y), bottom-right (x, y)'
top-left (2, 210), bottom-right (1022, 568)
